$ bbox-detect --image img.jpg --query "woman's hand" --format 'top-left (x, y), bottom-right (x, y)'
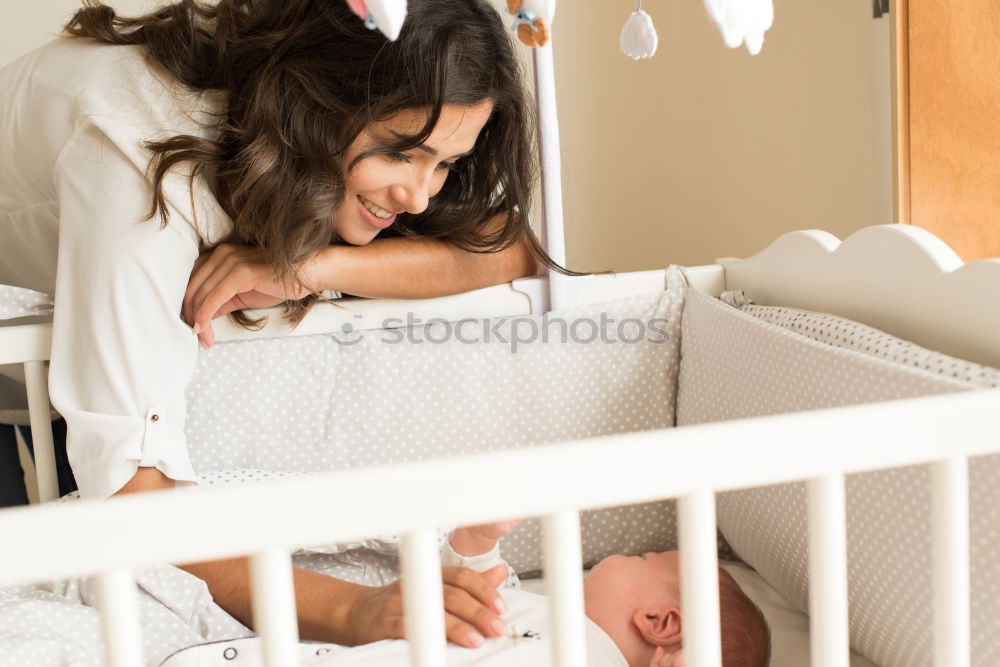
top-left (183, 243), bottom-right (321, 349)
top-left (346, 565), bottom-right (510, 648)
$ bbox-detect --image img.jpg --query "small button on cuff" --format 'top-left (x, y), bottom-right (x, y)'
top-left (150, 414), bottom-right (160, 422)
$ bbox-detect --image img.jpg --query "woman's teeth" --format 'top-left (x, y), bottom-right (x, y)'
top-left (359, 195), bottom-right (393, 219)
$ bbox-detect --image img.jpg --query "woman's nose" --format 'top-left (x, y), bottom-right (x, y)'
top-left (390, 167), bottom-right (434, 215)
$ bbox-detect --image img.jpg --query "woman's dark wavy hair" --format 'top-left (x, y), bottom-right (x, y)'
top-left (64, 0), bottom-right (583, 326)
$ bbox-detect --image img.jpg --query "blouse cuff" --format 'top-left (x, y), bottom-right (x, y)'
top-left (67, 409), bottom-right (197, 499)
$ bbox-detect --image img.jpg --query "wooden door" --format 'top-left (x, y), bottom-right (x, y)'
top-left (895, 0), bottom-right (1000, 261)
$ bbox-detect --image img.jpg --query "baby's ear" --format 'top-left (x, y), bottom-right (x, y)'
top-left (632, 606), bottom-right (682, 647)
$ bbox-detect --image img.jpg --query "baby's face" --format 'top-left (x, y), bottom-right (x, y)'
top-left (583, 551), bottom-right (681, 618)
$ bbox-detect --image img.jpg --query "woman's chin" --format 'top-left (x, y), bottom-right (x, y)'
top-left (336, 226), bottom-right (379, 247)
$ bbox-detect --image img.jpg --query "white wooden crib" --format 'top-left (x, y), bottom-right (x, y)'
top-left (1, 224), bottom-right (998, 667)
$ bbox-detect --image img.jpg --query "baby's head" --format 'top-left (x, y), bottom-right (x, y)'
top-left (583, 551), bottom-right (770, 667)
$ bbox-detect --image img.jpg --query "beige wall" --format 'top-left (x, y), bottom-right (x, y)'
top-left (550, 1), bottom-right (893, 272)
top-left (0, 0), bottom-right (161, 65)
top-left (1, 1), bottom-right (893, 273)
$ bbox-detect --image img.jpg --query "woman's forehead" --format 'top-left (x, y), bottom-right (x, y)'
top-left (373, 102), bottom-right (493, 149)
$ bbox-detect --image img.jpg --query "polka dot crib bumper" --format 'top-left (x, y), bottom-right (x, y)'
top-left (677, 288), bottom-right (999, 667)
top-left (183, 265), bottom-right (688, 574)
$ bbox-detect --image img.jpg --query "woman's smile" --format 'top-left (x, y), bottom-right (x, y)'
top-left (357, 194), bottom-right (397, 229)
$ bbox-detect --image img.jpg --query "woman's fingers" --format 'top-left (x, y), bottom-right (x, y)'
top-left (190, 257), bottom-right (259, 341)
top-left (186, 244), bottom-right (255, 329)
top-left (480, 563), bottom-right (512, 592)
top-left (191, 249), bottom-right (212, 275)
top-left (443, 611), bottom-right (488, 648)
top-left (349, 567), bottom-right (511, 649)
top-left (441, 566), bottom-right (509, 634)
top-left (185, 245), bottom-right (305, 348)
top-left (444, 565), bottom-right (509, 613)
top-left (200, 323), bottom-right (215, 349)
top-left (198, 294), bottom-right (259, 348)
top-left (184, 244), bottom-right (315, 345)
top-left (184, 245), bottom-right (230, 327)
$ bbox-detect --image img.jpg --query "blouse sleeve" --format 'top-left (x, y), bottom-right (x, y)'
top-left (48, 120), bottom-right (203, 499)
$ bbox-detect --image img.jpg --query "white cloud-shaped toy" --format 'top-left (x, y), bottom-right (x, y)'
top-left (703, 0), bottom-right (774, 55)
top-left (620, 9), bottom-right (658, 60)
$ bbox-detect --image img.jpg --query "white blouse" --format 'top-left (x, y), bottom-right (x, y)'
top-left (0, 38), bottom-right (233, 499)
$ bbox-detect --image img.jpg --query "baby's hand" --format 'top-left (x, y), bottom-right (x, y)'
top-left (465, 520), bottom-right (521, 541)
top-left (450, 520), bottom-right (521, 556)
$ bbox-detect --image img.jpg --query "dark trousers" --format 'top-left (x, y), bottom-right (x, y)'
top-left (0, 419), bottom-right (76, 507)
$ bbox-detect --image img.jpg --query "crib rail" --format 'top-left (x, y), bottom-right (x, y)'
top-left (0, 322), bottom-right (59, 502)
top-left (1, 388), bottom-right (997, 667)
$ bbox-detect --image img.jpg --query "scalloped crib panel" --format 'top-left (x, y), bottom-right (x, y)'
top-left (718, 224), bottom-right (1000, 369)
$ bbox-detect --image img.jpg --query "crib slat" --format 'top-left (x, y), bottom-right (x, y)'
top-left (807, 474), bottom-right (850, 667)
top-left (532, 42), bottom-right (567, 277)
top-left (249, 549), bottom-right (300, 667)
top-left (400, 529), bottom-right (447, 667)
top-left (24, 360), bottom-right (58, 503)
top-left (543, 510), bottom-right (587, 667)
top-left (932, 458), bottom-right (970, 667)
top-left (678, 491), bottom-right (723, 667)
top-left (94, 569), bottom-right (144, 667)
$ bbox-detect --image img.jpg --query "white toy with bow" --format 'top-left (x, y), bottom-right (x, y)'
top-left (344, 0), bottom-right (408, 41)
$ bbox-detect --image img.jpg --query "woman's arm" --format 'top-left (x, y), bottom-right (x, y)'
top-left (117, 468), bottom-right (509, 647)
top-left (308, 231), bottom-right (540, 300)
top-left (185, 216), bottom-right (541, 347)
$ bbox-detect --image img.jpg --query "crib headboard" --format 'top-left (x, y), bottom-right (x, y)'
top-left (717, 224), bottom-right (1000, 369)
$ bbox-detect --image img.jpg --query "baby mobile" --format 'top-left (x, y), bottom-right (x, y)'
top-left (340, 0), bottom-right (773, 59)
top-left (621, 0), bottom-right (775, 60)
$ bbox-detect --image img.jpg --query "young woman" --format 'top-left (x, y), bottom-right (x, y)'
top-left (0, 0), bottom-right (574, 648)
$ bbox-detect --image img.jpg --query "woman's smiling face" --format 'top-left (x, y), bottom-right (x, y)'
top-left (332, 101), bottom-right (494, 246)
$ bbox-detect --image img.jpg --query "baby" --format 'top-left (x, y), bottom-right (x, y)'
top-left (444, 520), bottom-right (772, 667)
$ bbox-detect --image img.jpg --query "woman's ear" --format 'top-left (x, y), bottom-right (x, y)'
top-left (632, 606), bottom-right (683, 647)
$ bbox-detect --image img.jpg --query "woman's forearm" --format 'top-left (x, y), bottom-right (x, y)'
top-left (309, 232), bottom-right (540, 300)
top-left (118, 469), bottom-right (367, 644)
top-left (179, 557), bottom-right (366, 644)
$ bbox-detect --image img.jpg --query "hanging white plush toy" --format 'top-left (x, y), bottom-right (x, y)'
top-left (620, 0), bottom-right (658, 60)
top-left (506, 0), bottom-right (556, 48)
top-left (703, 0), bottom-right (773, 55)
top-left (345, 0), bottom-right (408, 41)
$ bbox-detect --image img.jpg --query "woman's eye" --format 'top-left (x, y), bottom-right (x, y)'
top-left (437, 161), bottom-right (459, 172)
top-left (387, 152), bottom-right (411, 163)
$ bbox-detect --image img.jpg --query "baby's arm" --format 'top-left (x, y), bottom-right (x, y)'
top-left (442, 521), bottom-right (521, 590)
top-left (449, 520), bottom-right (520, 557)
